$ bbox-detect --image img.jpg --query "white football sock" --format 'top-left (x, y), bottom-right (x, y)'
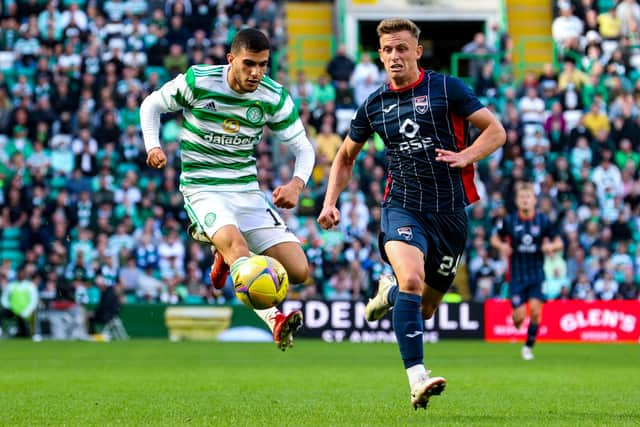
top-left (229, 256), bottom-right (249, 278)
top-left (254, 307), bottom-right (280, 331)
top-left (407, 364), bottom-right (427, 388)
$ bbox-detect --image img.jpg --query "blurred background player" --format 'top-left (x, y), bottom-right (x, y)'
top-left (317, 18), bottom-right (505, 409)
top-left (140, 29), bottom-right (315, 351)
top-left (490, 182), bottom-right (564, 360)
top-left (0, 266), bottom-right (39, 338)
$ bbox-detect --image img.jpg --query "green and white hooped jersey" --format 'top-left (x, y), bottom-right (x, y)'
top-left (157, 64), bottom-right (305, 195)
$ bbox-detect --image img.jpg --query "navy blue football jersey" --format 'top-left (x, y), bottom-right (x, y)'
top-left (349, 69), bottom-right (484, 213)
top-left (496, 212), bottom-right (558, 285)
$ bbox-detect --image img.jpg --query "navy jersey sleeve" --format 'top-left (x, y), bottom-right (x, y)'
top-left (445, 76), bottom-right (484, 118)
top-left (496, 215), bottom-right (510, 238)
top-left (348, 101), bottom-right (373, 144)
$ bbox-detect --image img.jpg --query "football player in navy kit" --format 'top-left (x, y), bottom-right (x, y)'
top-left (491, 182), bottom-right (563, 360)
top-left (317, 18), bottom-right (506, 410)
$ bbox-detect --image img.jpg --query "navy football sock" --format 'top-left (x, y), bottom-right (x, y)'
top-left (526, 323), bottom-right (539, 348)
top-left (393, 292), bottom-right (423, 369)
top-left (387, 284), bottom-right (399, 305)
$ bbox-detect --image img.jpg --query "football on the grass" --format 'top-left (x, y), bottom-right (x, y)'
top-left (231, 255), bottom-right (289, 309)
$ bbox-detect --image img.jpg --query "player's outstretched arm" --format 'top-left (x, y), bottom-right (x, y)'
top-left (273, 131), bottom-right (315, 209)
top-left (435, 108), bottom-right (506, 168)
top-left (317, 136), bottom-right (364, 230)
top-left (273, 176), bottom-right (306, 209)
top-left (140, 91), bottom-right (170, 169)
top-left (140, 73), bottom-right (192, 169)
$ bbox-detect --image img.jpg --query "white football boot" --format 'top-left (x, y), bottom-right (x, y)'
top-left (521, 345), bottom-right (534, 361)
top-left (365, 274), bottom-right (397, 321)
top-left (410, 371), bottom-right (447, 410)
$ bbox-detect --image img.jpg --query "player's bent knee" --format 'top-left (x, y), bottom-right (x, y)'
top-left (399, 273), bottom-right (424, 294)
top-left (512, 312), bottom-right (525, 327)
top-left (529, 311), bottom-right (541, 323)
top-left (287, 263), bottom-right (310, 284)
top-left (421, 304), bottom-right (437, 320)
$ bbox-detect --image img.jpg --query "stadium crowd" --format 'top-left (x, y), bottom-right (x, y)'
top-left (0, 0), bottom-right (638, 320)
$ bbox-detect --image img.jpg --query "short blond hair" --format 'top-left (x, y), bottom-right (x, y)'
top-left (515, 182), bottom-right (535, 195)
top-left (376, 18), bottom-right (421, 40)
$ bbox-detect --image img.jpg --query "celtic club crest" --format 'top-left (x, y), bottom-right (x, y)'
top-left (204, 212), bottom-right (216, 227)
top-left (246, 105), bottom-right (264, 123)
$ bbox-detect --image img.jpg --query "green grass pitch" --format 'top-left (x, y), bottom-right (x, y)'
top-left (0, 340), bottom-right (638, 426)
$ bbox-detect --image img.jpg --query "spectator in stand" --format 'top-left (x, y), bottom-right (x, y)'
top-left (572, 271), bottom-right (593, 299)
top-left (558, 58), bottom-right (590, 92)
top-left (312, 74), bottom-right (336, 108)
top-left (518, 86), bottom-right (545, 125)
top-left (474, 61), bottom-right (498, 99)
top-left (616, 0), bottom-right (640, 37)
top-left (583, 101), bottom-right (611, 137)
top-left (552, 1), bottom-right (584, 53)
top-left (462, 32), bottom-right (497, 80)
top-left (289, 70), bottom-right (316, 110)
top-left (315, 121), bottom-right (342, 163)
top-left (326, 44), bottom-right (355, 85)
top-left (591, 149), bottom-right (623, 203)
top-left (594, 270), bottom-right (619, 300)
top-left (597, 5), bottom-right (622, 40)
top-left (350, 52), bottom-right (381, 106)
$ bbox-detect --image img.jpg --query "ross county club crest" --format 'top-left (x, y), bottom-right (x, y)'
top-left (397, 226), bottom-right (413, 240)
top-left (246, 105), bottom-right (264, 123)
top-left (413, 95), bottom-right (429, 114)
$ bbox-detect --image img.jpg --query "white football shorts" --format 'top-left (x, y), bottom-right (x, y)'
top-left (183, 190), bottom-right (299, 254)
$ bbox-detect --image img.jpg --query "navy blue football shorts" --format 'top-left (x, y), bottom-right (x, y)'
top-left (379, 207), bottom-right (467, 293)
top-left (509, 279), bottom-right (545, 308)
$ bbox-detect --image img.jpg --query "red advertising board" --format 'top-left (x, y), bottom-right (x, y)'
top-left (485, 299), bottom-right (640, 343)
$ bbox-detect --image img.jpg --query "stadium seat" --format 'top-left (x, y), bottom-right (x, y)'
top-left (597, 0), bottom-right (616, 10)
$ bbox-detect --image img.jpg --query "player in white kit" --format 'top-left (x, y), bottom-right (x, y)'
top-left (140, 29), bottom-right (315, 351)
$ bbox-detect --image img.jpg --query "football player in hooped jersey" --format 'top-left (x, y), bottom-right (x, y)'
top-left (491, 183), bottom-right (563, 361)
top-left (317, 18), bottom-right (506, 409)
top-left (140, 29), bottom-right (315, 351)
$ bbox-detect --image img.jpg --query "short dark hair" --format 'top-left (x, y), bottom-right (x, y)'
top-left (231, 28), bottom-right (271, 54)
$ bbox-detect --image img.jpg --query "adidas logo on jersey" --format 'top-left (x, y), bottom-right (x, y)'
top-left (203, 101), bottom-right (216, 111)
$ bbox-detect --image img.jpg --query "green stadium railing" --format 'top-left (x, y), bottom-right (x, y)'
top-left (271, 35), bottom-right (336, 78)
top-left (270, 46), bottom-right (289, 78)
top-left (450, 52), bottom-right (503, 85)
top-left (499, 0), bottom-right (509, 34)
top-left (337, 0), bottom-right (347, 46)
top-left (515, 35), bottom-right (558, 77)
top-left (451, 36), bottom-right (565, 84)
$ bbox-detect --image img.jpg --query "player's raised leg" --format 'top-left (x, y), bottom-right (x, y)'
top-left (188, 223), bottom-right (231, 289)
top-left (262, 242), bottom-right (309, 350)
top-left (365, 274), bottom-right (398, 321)
top-left (208, 225), bottom-right (286, 341)
top-left (385, 241), bottom-right (446, 410)
top-left (209, 247), bottom-right (230, 290)
top-left (211, 230), bottom-right (303, 351)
